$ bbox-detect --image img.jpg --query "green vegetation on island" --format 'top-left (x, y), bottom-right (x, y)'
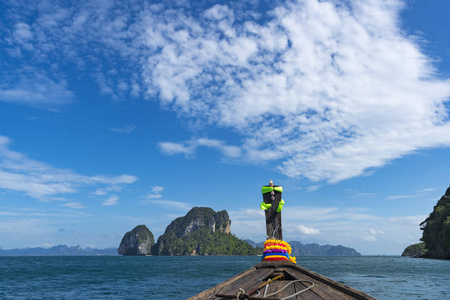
top-left (419, 186), bottom-right (450, 259)
top-left (152, 207), bottom-right (260, 255)
top-left (118, 207), bottom-right (261, 256)
top-left (403, 186), bottom-right (450, 259)
top-left (401, 242), bottom-right (426, 257)
top-left (118, 225), bottom-right (155, 256)
top-left (154, 228), bottom-right (259, 255)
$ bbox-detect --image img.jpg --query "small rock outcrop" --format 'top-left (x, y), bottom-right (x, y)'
top-left (118, 225), bottom-right (154, 256)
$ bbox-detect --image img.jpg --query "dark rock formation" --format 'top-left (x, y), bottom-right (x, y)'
top-left (118, 225), bottom-right (154, 256)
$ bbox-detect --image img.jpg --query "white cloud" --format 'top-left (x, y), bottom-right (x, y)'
top-left (364, 235), bottom-right (377, 242)
top-left (152, 186), bottom-right (164, 193)
top-left (297, 224), bottom-right (320, 235)
top-left (283, 206), bottom-right (340, 221)
top-left (145, 199), bottom-right (192, 211)
top-left (204, 4), bottom-right (234, 21)
top-left (158, 142), bottom-right (193, 156)
top-left (0, 135), bottom-right (138, 200)
top-left (63, 202), bottom-right (86, 209)
top-left (369, 228), bottom-right (385, 236)
top-left (14, 22), bottom-right (33, 41)
top-left (146, 185), bottom-right (165, 199)
top-left (387, 194), bottom-right (417, 200)
top-left (417, 188), bottom-right (437, 193)
top-left (4, 0), bottom-right (450, 182)
top-left (93, 190), bottom-right (107, 196)
top-left (0, 67), bottom-right (74, 110)
top-left (306, 185), bottom-right (320, 192)
top-left (102, 195), bottom-right (119, 206)
top-left (388, 215), bottom-right (427, 226)
top-left (159, 138), bottom-right (242, 159)
top-left (110, 124), bottom-right (136, 134)
top-left (387, 189), bottom-right (441, 200)
top-left (146, 0), bottom-right (450, 182)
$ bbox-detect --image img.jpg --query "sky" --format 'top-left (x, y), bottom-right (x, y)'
top-left (0, 0), bottom-right (449, 255)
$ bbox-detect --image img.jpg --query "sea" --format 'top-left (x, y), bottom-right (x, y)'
top-left (0, 256), bottom-right (448, 299)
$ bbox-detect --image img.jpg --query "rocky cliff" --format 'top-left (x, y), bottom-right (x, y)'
top-left (151, 207), bottom-right (256, 255)
top-left (419, 186), bottom-right (450, 259)
top-left (163, 207), bottom-right (231, 238)
top-left (118, 225), bottom-right (154, 256)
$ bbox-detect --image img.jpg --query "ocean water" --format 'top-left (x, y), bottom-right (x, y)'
top-left (0, 256), bottom-right (448, 299)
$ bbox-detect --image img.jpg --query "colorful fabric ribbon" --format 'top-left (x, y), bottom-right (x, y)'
top-left (261, 185), bottom-right (285, 212)
top-left (261, 239), bottom-right (296, 264)
top-left (260, 202), bottom-right (272, 211)
top-left (276, 199), bottom-right (284, 212)
top-left (261, 186), bottom-right (283, 194)
top-left (260, 199), bottom-right (284, 212)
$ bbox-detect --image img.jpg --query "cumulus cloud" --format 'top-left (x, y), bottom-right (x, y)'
top-left (3, 0), bottom-right (450, 182)
top-left (159, 138), bottom-right (242, 159)
top-left (146, 185), bottom-right (164, 199)
top-left (147, 0), bottom-right (450, 182)
top-left (143, 185), bottom-right (192, 210)
top-left (152, 185), bottom-right (164, 193)
top-left (0, 135), bottom-right (138, 200)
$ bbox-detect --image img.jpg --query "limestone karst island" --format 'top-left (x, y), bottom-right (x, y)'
top-left (118, 207), bottom-right (360, 257)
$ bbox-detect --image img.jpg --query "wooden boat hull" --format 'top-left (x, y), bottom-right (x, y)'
top-left (188, 260), bottom-right (376, 300)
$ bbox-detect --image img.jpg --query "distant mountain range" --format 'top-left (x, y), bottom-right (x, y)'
top-left (0, 241), bottom-right (360, 257)
top-left (245, 240), bottom-right (361, 256)
top-left (0, 245), bottom-right (118, 256)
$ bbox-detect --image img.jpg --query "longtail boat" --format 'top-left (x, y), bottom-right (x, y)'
top-left (188, 181), bottom-right (376, 300)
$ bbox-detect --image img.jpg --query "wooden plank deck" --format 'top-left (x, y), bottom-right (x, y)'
top-left (188, 261), bottom-right (376, 300)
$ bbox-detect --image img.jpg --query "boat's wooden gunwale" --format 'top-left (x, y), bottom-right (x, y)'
top-left (255, 261), bottom-right (376, 300)
top-left (188, 260), bottom-right (377, 300)
top-left (187, 264), bottom-right (258, 300)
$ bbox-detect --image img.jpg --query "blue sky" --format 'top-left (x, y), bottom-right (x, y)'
top-left (1, 0), bottom-right (449, 255)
